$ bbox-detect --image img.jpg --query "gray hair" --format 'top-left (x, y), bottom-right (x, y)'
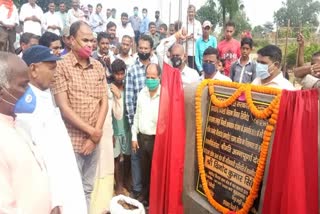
top-left (0, 52), bottom-right (11, 89)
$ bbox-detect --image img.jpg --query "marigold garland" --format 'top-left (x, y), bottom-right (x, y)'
top-left (195, 80), bottom-right (281, 214)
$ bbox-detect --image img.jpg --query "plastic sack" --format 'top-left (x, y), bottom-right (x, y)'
top-left (109, 195), bottom-right (145, 214)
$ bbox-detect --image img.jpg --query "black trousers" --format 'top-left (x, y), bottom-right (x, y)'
top-left (137, 133), bottom-right (155, 202)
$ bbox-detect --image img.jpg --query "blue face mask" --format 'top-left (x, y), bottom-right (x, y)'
top-left (203, 63), bottom-right (216, 75)
top-left (2, 87), bottom-right (37, 114)
top-left (256, 63), bottom-right (270, 80)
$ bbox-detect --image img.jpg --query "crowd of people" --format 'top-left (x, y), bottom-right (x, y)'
top-left (0, 0), bottom-right (319, 213)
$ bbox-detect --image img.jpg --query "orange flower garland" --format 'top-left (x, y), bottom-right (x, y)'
top-left (195, 80), bottom-right (281, 214)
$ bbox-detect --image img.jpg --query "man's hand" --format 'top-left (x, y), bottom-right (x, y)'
top-left (110, 83), bottom-right (121, 99)
top-left (50, 206), bottom-right (61, 214)
top-left (297, 33), bottom-right (304, 46)
top-left (132, 141), bottom-right (139, 153)
top-left (89, 127), bottom-right (102, 143)
top-left (80, 139), bottom-right (96, 155)
top-left (102, 55), bottom-right (111, 66)
top-left (311, 64), bottom-right (320, 78)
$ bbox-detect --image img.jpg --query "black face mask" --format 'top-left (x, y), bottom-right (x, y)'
top-left (171, 56), bottom-right (182, 68)
top-left (138, 52), bottom-right (151, 61)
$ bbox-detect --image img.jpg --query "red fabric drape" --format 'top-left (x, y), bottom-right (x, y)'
top-left (0, 0), bottom-right (14, 18)
top-left (149, 63), bottom-right (186, 214)
top-left (262, 89), bottom-right (319, 214)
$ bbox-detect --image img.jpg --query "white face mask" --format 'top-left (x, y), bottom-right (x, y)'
top-left (142, 12), bottom-right (147, 18)
top-left (256, 62), bottom-right (276, 80)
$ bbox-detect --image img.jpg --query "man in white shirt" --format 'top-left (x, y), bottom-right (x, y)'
top-left (131, 63), bottom-right (161, 206)
top-left (117, 35), bottom-right (135, 67)
top-left (42, 1), bottom-right (63, 36)
top-left (169, 43), bottom-right (199, 87)
top-left (66, 0), bottom-right (84, 26)
top-left (19, 0), bottom-right (43, 36)
top-left (117, 13), bottom-right (135, 43)
top-left (199, 47), bottom-right (231, 81)
top-left (56, 1), bottom-right (68, 29)
top-left (252, 45), bottom-right (295, 90)
top-left (0, 0), bottom-right (19, 53)
top-left (89, 3), bottom-right (104, 33)
top-left (183, 4), bottom-right (202, 70)
top-left (17, 45), bottom-right (87, 214)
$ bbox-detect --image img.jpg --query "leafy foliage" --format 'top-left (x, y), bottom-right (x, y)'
top-left (274, 0), bottom-right (320, 28)
top-left (286, 43), bottom-right (320, 68)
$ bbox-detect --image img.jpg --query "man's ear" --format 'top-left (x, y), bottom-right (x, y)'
top-left (29, 64), bottom-right (38, 79)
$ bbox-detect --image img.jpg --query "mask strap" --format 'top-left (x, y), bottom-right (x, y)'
top-left (2, 87), bottom-right (18, 101)
top-left (1, 98), bottom-right (15, 106)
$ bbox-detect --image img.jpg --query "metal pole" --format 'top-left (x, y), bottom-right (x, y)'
top-left (178, 0), bottom-right (182, 22)
top-left (283, 19), bottom-right (290, 70)
top-left (169, 0), bottom-right (172, 25)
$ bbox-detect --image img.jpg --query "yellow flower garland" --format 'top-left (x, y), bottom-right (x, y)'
top-left (195, 80), bottom-right (281, 214)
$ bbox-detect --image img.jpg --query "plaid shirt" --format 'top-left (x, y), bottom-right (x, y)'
top-left (51, 52), bottom-right (107, 153)
top-left (125, 59), bottom-right (146, 126)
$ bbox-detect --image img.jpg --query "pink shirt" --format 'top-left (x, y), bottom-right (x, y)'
top-left (0, 113), bottom-right (51, 214)
top-left (217, 38), bottom-right (241, 77)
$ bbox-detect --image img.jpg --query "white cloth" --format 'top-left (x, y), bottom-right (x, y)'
top-left (199, 70), bottom-right (232, 82)
top-left (131, 85), bottom-right (161, 141)
top-left (90, 13), bottom-right (105, 33)
top-left (42, 11), bottom-right (63, 35)
top-left (116, 54), bottom-right (135, 68)
top-left (0, 4), bottom-right (19, 26)
top-left (181, 65), bottom-right (200, 87)
top-left (15, 84), bottom-right (87, 214)
top-left (252, 72), bottom-right (295, 90)
top-left (117, 23), bottom-right (135, 42)
top-left (19, 3), bottom-right (43, 36)
top-left (156, 34), bottom-right (177, 68)
top-left (66, 8), bottom-right (85, 26)
top-left (183, 19), bottom-right (202, 56)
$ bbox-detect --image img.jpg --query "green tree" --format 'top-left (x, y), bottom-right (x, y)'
top-left (218, 0), bottom-right (240, 26)
top-left (274, 0), bottom-right (320, 28)
top-left (196, 0), bottom-right (219, 28)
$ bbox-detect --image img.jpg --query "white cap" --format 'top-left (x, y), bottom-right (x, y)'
top-left (202, 20), bottom-right (212, 28)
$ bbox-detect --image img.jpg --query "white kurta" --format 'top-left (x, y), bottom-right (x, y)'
top-left (19, 3), bottom-right (43, 36)
top-left (16, 84), bottom-right (87, 214)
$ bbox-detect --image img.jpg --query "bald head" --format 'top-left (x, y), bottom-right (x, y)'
top-left (0, 52), bottom-right (28, 89)
top-left (170, 43), bottom-right (185, 55)
top-left (170, 43), bottom-right (186, 69)
top-left (146, 63), bottom-right (161, 77)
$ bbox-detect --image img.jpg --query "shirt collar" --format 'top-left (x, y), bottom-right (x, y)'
top-left (143, 85), bottom-right (161, 98)
top-left (236, 58), bottom-right (252, 65)
top-left (0, 113), bottom-right (14, 128)
top-left (69, 51), bottom-right (93, 68)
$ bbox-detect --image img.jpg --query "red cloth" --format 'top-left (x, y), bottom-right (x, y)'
top-left (149, 63), bottom-right (186, 214)
top-left (217, 38), bottom-right (241, 77)
top-left (0, 0), bottom-right (14, 18)
top-left (262, 89), bottom-right (319, 214)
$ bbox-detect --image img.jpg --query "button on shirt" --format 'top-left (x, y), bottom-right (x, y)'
top-left (230, 59), bottom-right (256, 83)
top-left (51, 52), bottom-right (107, 153)
top-left (131, 85), bottom-right (161, 141)
top-left (42, 11), bottom-right (63, 35)
top-left (181, 65), bottom-right (200, 87)
top-left (252, 72), bottom-right (295, 90)
top-left (19, 3), bottom-right (43, 36)
top-left (0, 4), bottom-right (19, 26)
top-left (125, 59), bottom-right (147, 126)
top-left (195, 35), bottom-right (218, 71)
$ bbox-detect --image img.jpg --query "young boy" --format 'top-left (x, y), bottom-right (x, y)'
top-left (111, 59), bottom-right (132, 194)
top-left (230, 37), bottom-right (256, 83)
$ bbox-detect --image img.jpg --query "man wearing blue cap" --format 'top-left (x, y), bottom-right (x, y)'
top-left (16, 45), bottom-right (87, 214)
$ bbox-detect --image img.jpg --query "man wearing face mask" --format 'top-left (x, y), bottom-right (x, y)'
top-left (0, 52), bottom-right (51, 214)
top-left (252, 45), bottom-right (295, 90)
top-left (154, 11), bottom-right (163, 33)
top-left (51, 21), bottom-right (108, 211)
top-left (169, 43), bottom-right (199, 87)
top-left (16, 45), bottom-right (87, 214)
top-left (129, 6), bottom-right (141, 47)
top-left (117, 13), bottom-right (135, 43)
top-left (199, 47), bottom-right (231, 81)
top-left (139, 8), bottom-right (149, 35)
top-left (125, 34), bottom-right (153, 201)
top-left (131, 63), bottom-right (161, 206)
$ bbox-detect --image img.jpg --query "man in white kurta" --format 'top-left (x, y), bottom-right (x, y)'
top-left (19, 0), bottom-right (43, 36)
top-left (16, 45), bottom-right (87, 214)
top-left (42, 2), bottom-right (63, 35)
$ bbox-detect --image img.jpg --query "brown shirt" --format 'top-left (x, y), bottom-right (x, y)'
top-left (52, 52), bottom-right (107, 153)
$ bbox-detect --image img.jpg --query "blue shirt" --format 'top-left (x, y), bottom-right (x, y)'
top-left (125, 59), bottom-right (146, 125)
top-left (139, 17), bottom-right (150, 34)
top-left (195, 35), bottom-right (217, 71)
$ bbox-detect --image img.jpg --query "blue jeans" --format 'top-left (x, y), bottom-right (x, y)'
top-left (131, 146), bottom-right (142, 193)
top-left (75, 148), bottom-right (99, 212)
